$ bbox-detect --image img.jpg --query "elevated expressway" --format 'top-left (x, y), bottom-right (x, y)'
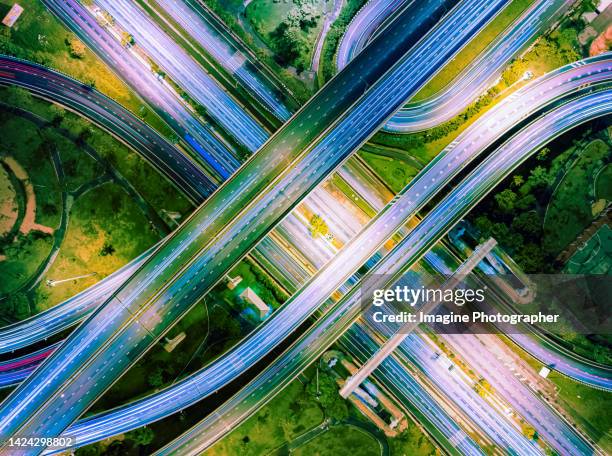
top-left (24, 0), bottom-right (563, 297)
top-left (0, 0), bottom-right (503, 448)
top-left (155, 88), bottom-right (611, 456)
top-left (17, 56), bottom-right (611, 454)
top-left (148, 0), bottom-right (292, 121)
top-left (41, 0), bottom-right (241, 180)
top-left (338, 0), bottom-right (574, 132)
top-left (92, 0), bottom-right (269, 153)
top-left (0, 57), bottom-right (215, 199)
top-left (0, 0), bottom-right (451, 358)
top-left (0, 8), bottom-right (608, 423)
top-left (1, 1), bottom-right (608, 450)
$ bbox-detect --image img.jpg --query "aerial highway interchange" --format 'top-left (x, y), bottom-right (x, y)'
top-left (0, 0), bottom-right (610, 455)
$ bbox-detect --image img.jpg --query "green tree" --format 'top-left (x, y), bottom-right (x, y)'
top-left (127, 426), bottom-right (154, 447)
top-left (521, 423), bottom-right (537, 440)
top-left (68, 37), bottom-right (86, 58)
top-left (101, 441), bottom-right (127, 456)
top-left (306, 370), bottom-right (337, 407)
top-left (528, 165), bottom-right (549, 188)
top-left (515, 243), bottom-right (546, 273)
top-left (512, 212), bottom-right (542, 237)
top-left (494, 189), bottom-right (517, 213)
top-left (147, 367), bottom-right (164, 388)
top-left (49, 104), bottom-right (66, 126)
top-left (537, 147), bottom-right (550, 161)
top-left (309, 214), bottom-right (329, 238)
top-left (306, 371), bottom-right (349, 421)
top-left (100, 242), bottom-right (115, 256)
top-left (75, 443), bottom-right (102, 455)
top-left (3, 86), bottom-right (32, 107)
top-left (326, 397), bottom-right (348, 421)
top-left (121, 32), bottom-right (135, 47)
top-left (4, 292), bottom-right (31, 320)
top-left (512, 175), bottom-right (524, 188)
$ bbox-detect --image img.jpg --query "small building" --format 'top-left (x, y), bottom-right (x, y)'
top-left (227, 275), bottom-right (242, 290)
top-left (581, 11), bottom-right (598, 24)
top-left (240, 287), bottom-right (270, 320)
top-left (2, 4), bottom-right (24, 28)
top-left (163, 332), bottom-right (186, 353)
top-left (539, 366), bottom-right (551, 378)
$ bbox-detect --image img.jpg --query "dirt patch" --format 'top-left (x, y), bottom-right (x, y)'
top-left (2, 156), bottom-right (54, 236)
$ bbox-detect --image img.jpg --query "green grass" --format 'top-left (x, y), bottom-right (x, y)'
top-left (0, 0), bottom-right (172, 137)
top-left (564, 224), bottom-right (612, 275)
top-left (548, 372), bottom-right (612, 453)
top-left (0, 110), bottom-right (60, 295)
top-left (55, 133), bottom-right (105, 192)
top-left (388, 421), bottom-right (437, 456)
top-left (221, 259), bottom-right (288, 311)
top-left (0, 86), bottom-right (193, 217)
top-left (359, 150), bottom-right (419, 194)
top-left (294, 425), bottom-right (380, 456)
top-left (0, 108), bottom-right (62, 228)
top-left (543, 139), bottom-right (611, 254)
top-left (35, 182), bottom-right (161, 310)
top-left (204, 380), bottom-right (324, 455)
top-left (86, 122), bottom-right (193, 216)
top-left (0, 232), bottom-right (53, 294)
top-left (246, 0), bottom-right (327, 71)
top-left (595, 163), bottom-right (612, 200)
top-left (412, 0), bottom-right (535, 101)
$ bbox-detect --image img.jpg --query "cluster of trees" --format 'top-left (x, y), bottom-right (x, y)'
top-left (67, 36), bottom-right (86, 59)
top-left (0, 28), bottom-right (49, 67)
top-left (521, 422), bottom-right (537, 440)
top-left (0, 292), bottom-right (31, 322)
top-left (100, 242), bottom-right (116, 256)
top-left (120, 32), bottom-right (135, 48)
top-left (76, 426), bottom-right (155, 455)
top-left (268, 1), bottom-right (320, 72)
top-left (421, 86), bottom-right (501, 143)
top-left (469, 148), bottom-right (558, 273)
top-left (306, 370), bottom-right (349, 421)
top-left (244, 258), bottom-right (288, 306)
top-left (473, 378), bottom-right (492, 398)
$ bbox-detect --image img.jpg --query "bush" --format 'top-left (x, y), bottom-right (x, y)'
top-left (67, 37), bottom-right (86, 58)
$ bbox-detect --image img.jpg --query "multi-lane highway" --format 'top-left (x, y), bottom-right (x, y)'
top-left (2, 0), bottom-right (503, 447)
top-left (0, 345), bottom-right (58, 389)
top-left (150, 0), bottom-right (292, 121)
top-left (0, 56), bottom-right (215, 199)
top-left (41, 0), bottom-right (239, 180)
top-left (93, 0), bottom-right (269, 152)
top-left (155, 88), bottom-right (610, 456)
top-left (338, 0), bottom-right (573, 132)
top-left (16, 57), bottom-right (609, 453)
top-left (336, 0), bottom-right (414, 69)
